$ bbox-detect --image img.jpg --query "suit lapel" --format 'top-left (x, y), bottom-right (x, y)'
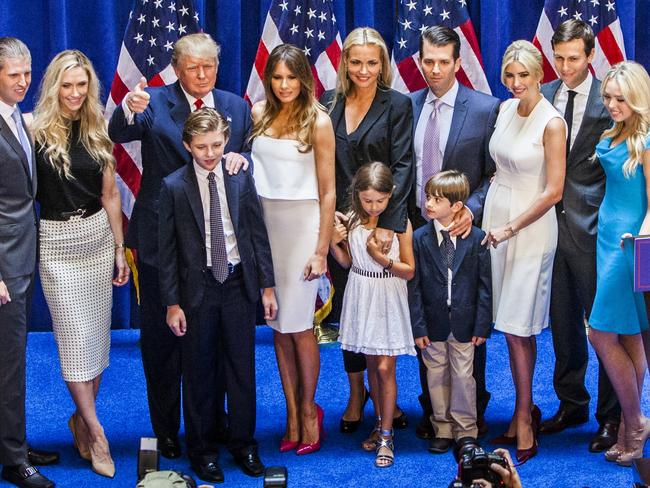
top-left (169, 82), bottom-right (191, 135)
top-left (570, 78), bottom-right (605, 161)
top-left (328, 94), bottom-right (345, 133)
top-left (421, 222), bottom-right (448, 278)
top-left (353, 89), bottom-right (389, 142)
top-left (442, 85), bottom-right (468, 169)
top-left (451, 233), bottom-right (469, 276)
top-left (0, 114), bottom-right (32, 187)
top-left (182, 165), bottom-right (206, 241)
top-left (222, 160), bottom-right (239, 235)
top-left (412, 89), bottom-right (428, 138)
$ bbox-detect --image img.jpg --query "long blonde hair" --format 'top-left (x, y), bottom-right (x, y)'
top-left (600, 61), bottom-right (650, 177)
top-left (32, 50), bottom-right (114, 179)
top-left (250, 44), bottom-right (321, 152)
top-left (334, 27), bottom-right (391, 101)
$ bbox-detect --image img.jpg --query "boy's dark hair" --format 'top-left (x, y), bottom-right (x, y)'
top-left (182, 107), bottom-right (231, 144)
top-left (419, 26), bottom-right (461, 61)
top-left (425, 170), bottom-right (470, 205)
top-left (551, 19), bottom-right (595, 56)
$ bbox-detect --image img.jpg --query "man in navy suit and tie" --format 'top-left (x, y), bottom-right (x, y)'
top-left (538, 20), bottom-right (620, 452)
top-left (158, 108), bottom-right (276, 483)
top-left (0, 37), bottom-right (57, 488)
top-left (108, 33), bottom-right (252, 459)
top-left (408, 26), bottom-right (500, 439)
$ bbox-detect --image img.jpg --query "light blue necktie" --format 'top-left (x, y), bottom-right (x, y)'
top-left (11, 108), bottom-right (32, 177)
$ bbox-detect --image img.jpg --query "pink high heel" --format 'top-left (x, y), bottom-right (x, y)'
top-left (279, 439), bottom-right (299, 453)
top-left (296, 404), bottom-right (324, 455)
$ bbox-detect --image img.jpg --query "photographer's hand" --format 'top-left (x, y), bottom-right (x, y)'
top-left (472, 449), bottom-right (522, 488)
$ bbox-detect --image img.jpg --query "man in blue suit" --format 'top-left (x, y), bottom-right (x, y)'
top-left (108, 33), bottom-right (252, 459)
top-left (159, 108), bottom-right (275, 482)
top-left (408, 26), bottom-right (500, 440)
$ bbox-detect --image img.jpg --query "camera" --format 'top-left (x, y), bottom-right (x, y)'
top-left (448, 437), bottom-right (510, 488)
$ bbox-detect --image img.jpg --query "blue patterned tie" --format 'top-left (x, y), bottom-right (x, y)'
top-left (207, 172), bottom-right (229, 283)
top-left (421, 98), bottom-right (442, 220)
top-left (11, 108), bottom-right (32, 177)
top-left (440, 230), bottom-right (454, 272)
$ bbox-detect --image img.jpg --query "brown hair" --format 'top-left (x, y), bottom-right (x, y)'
top-left (250, 44), bottom-right (321, 152)
top-left (551, 19), bottom-right (595, 55)
top-left (183, 107), bottom-right (231, 144)
top-left (347, 162), bottom-right (394, 230)
top-left (424, 170), bottom-right (470, 205)
top-left (419, 26), bottom-right (460, 61)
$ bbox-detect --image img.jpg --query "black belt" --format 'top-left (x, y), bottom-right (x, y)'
top-left (41, 201), bottom-right (102, 221)
top-left (350, 264), bottom-right (394, 278)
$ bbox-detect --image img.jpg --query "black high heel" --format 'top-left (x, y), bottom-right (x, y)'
top-left (340, 389), bottom-right (370, 434)
top-left (392, 405), bottom-right (408, 430)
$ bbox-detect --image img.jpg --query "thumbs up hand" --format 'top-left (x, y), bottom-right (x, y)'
top-left (126, 76), bottom-right (151, 113)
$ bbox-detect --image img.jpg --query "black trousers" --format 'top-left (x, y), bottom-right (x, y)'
top-left (183, 269), bottom-right (257, 462)
top-left (0, 274), bottom-right (31, 466)
top-left (138, 261), bottom-right (227, 440)
top-left (549, 220), bottom-right (620, 425)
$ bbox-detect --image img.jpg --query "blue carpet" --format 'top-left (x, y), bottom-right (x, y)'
top-left (5, 327), bottom-right (648, 487)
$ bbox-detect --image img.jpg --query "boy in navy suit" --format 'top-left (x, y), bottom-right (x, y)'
top-left (408, 170), bottom-right (492, 453)
top-left (158, 108), bottom-right (276, 483)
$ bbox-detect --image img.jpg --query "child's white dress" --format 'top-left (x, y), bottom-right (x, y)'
top-left (338, 225), bottom-right (416, 356)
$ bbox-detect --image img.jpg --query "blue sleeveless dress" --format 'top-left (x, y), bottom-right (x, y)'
top-left (589, 136), bottom-right (649, 334)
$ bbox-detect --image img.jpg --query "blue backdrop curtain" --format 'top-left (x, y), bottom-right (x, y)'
top-left (1, 0), bottom-right (646, 329)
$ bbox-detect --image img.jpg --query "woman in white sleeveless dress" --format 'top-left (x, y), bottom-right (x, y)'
top-left (251, 44), bottom-right (335, 455)
top-left (482, 41), bottom-right (566, 463)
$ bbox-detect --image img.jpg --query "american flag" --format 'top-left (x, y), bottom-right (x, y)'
top-left (105, 0), bottom-right (201, 223)
top-left (245, 0), bottom-right (342, 104)
top-left (391, 0), bottom-right (491, 95)
top-left (533, 0), bottom-right (626, 82)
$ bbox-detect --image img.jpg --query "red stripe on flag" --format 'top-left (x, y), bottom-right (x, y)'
top-left (255, 42), bottom-right (270, 79)
top-left (148, 73), bottom-right (166, 87)
top-left (113, 145), bottom-right (142, 197)
top-left (533, 36), bottom-right (559, 83)
top-left (397, 57), bottom-right (427, 92)
top-left (456, 68), bottom-right (472, 90)
top-left (597, 27), bottom-right (625, 65)
top-left (110, 73), bottom-right (130, 104)
top-left (458, 19), bottom-right (484, 66)
top-left (311, 65), bottom-right (325, 99)
top-left (325, 40), bottom-right (341, 72)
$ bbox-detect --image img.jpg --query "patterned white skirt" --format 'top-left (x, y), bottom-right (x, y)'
top-left (39, 208), bottom-right (114, 382)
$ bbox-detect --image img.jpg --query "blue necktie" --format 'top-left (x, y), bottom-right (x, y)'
top-left (11, 108), bottom-right (32, 177)
top-left (440, 230), bottom-right (454, 272)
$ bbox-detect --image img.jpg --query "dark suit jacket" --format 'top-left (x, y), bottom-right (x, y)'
top-left (408, 223), bottom-right (491, 343)
top-left (541, 78), bottom-right (611, 253)
top-left (408, 84), bottom-right (499, 226)
top-left (0, 112), bottom-right (37, 281)
top-left (320, 88), bottom-right (413, 233)
top-left (108, 81), bottom-right (253, 266)
top-left (158, 160), bottom-right (274, 312)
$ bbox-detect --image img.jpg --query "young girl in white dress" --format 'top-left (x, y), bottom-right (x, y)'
top-left (329, 162), bottom-right (416, 468)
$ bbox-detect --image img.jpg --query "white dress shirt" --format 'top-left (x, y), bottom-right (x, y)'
top-left (414, 81), bottom-right (459, 208)
top-left (0, 99), bottom-right (23, 142)
top-left (433, 219), bottom-right (457, 307)
top-left (193, 160), bottom-right (240, 267)
top-left (552, 72), bottom-right (592, 151)
top-left (122, 84), bottom-right (215, 123)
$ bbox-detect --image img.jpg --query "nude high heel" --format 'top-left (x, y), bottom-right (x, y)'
top-left (89, 430), bottom-right (115, 478)
top-left (68, 413), bottom-right (91, 461)
top-left (616, 418), bottom-right (650, 467)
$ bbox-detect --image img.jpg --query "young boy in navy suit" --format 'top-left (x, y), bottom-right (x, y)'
top-left (158, 108), bottom-right (277, 483)
top-left (408, 170), bottom-right (492, 453)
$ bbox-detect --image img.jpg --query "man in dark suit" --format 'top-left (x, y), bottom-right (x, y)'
top-left (538, 20), bottom-right (620, 452)
top-left (108, 33), bottom-right (252, 458)
top-left (409, 26), bottom-right (500, 439)
top-left (0, 37), bottom-right (56, 488)
top-left (158, 108), bottom-right (276, 483)
top-left (409, 170), bottom-right (492, 453)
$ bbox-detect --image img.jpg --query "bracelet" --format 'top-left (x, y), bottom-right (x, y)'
top-left (115, 242), bottom-right (125, 249)
top-left (383, 258), bottom-right (394, 271)
top-left (504, 223), bottom-right (517, 238)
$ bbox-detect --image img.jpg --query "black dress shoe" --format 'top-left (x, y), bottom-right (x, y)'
top-left (589, 420), bottom-right (619, 453)
top-left (158, 437), bottom-right (181, 459)
top-left (26, 448), bottom-right (59, 466)
top-left (191, 461), bottom-right (224, 484)
top-left (428, 437), bottom-right (453, 454)
top-left (1, 463), bottom-right (54, 488)
top-left (233, 449), bottom-right (265, 477)
top-left (539, 408), bottom-right (589, 434)
top-left (416, 414), bottom-right (435, 440)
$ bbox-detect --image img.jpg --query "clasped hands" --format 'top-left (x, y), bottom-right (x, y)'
top-left (482, 223), bottom-right (516, 248)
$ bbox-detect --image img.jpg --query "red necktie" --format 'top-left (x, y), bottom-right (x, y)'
top-left (194, 99), bottom-right (204, 110)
